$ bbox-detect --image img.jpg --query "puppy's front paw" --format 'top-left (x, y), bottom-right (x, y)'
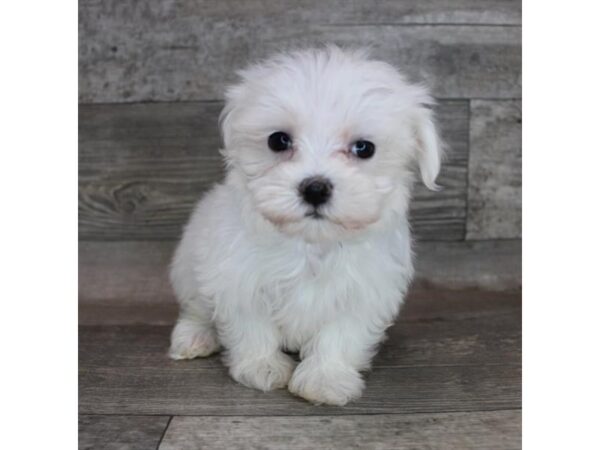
top-left (169, 321), bottom-right (220, 360)
top-left (229, 352), bottom-right (296, 391)
top-left (288, 360), bottom-right (365, 406)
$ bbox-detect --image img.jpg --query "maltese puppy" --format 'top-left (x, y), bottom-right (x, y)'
top-left (169, 46), bottom-right (442, 405)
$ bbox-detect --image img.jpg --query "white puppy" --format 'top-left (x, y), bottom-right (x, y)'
top-left (169, 46), bottom-right (442, 405)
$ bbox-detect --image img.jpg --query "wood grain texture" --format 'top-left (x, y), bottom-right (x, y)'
top-left (79, 308), bottom-right (521, 370)
top-left (79, 0), bottom-right (522, 29)
top-left (78, 101), bottom-right (223, 241)
top-left (414, 239), bottom-right (521, 290)
top-left (79, 295), bottom-right (520, 415)
top-left (79, 415), bottom-right (170, 450)
top-left (159, 410), bottom-right (521, 450)
top-left (79, 100), bottom-right (468, 241)
top-left (467, 100), bottom-right (522, 239)
top-left (78, 241), bottom-right (174, 305)
top-left (80, 352), bottom-right (520, 416)
top-left (79, 0), bottom-right (521, 103)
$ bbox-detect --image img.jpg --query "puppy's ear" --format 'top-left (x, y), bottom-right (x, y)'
top-left (219, 85), bottom-right (242, 151)
top-left (413, 103), bottom-right (443, 191)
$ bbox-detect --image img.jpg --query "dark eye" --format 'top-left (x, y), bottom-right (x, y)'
top-left (268, 131), bottom-right (292, 152)
top-left (350, 140), bottom-right (375, 159)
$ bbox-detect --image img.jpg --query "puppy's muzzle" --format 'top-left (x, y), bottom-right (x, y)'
top-left (299, 176), bottom-right (333, 207)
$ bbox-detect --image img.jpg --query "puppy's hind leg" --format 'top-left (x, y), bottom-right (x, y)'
top-left (169, 307), bottom-right (220, 360)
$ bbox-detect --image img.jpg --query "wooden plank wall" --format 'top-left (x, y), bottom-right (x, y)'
top-left (79, 0), bottom-right (522, 242)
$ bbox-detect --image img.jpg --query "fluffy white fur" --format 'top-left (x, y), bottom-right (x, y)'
top-left (169, 46), bottom-right (442, 405)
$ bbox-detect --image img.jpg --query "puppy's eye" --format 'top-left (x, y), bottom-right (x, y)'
top-left (268, 131), bottom-right (292, 152)
top-left (350, 140), bottom-right (375, 159)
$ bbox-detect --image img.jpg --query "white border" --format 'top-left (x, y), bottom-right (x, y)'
top-left (523, 1), bottom-right (600, 449)
top-left (0, 1), bottom-right (77, 448)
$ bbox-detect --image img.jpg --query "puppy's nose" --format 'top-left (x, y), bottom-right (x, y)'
top-left (299, 176), bottom-right (333, 207)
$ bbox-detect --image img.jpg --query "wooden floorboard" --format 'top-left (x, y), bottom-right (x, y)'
top-left (159, 410), bottom-right (521, 450)
top-left (467, 100), bottom-right (522, 240)
top-left (79, 310), bottom-right (520, 370)
top-left (80, 1), bottom-right (521, 103)
top-left (79, 290), bottom-right (520, 446)
top-left (79, 414), bottom-right (171, 450)
top-left (79, 292), bottom-right (521, 416)
top-left (80, 359), bottom-right (520, 416)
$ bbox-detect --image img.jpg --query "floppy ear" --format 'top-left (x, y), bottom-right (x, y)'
top-left (218, 84), bottom-right (243, 151)
top-left (217, 82), bottom-right (249, 169)
top-left (413, 106), bottom-right (443, 191)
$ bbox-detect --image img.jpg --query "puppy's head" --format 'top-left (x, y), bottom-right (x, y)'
top-left (220, 46), bottom-right (442, 242)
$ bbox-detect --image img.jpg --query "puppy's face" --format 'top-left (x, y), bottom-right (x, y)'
top-left (220, 47), bottom-right (441, 242)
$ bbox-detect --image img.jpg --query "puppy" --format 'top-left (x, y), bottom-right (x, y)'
top-left (169, 46), bottom-right (442, 405)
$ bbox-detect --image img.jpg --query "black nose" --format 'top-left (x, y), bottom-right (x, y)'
top-left (299, 176), bottom-right (333, 207)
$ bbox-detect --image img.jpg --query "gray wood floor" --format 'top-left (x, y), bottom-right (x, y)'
top-left (79, 289), bottom-right (521, 449)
